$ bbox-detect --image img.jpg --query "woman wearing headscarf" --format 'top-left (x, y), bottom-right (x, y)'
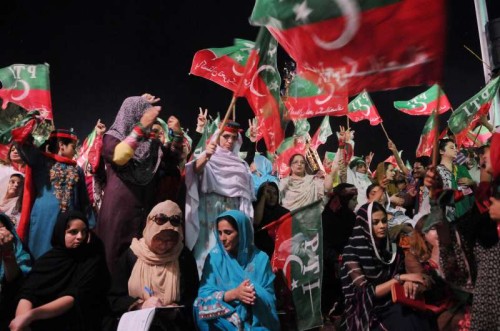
top-left (10, 210), bottom-right (109, 331)
top-left (106, 200), bottom-right (199, 330)
top-left (185, 121), bottom-right (254, 276)
top-left (251, 155), bottom-right (278, 197)
top-left (341, 202), bottom-right (430, 331)
top-left (194, 210), bottom-right (279, 331)
top-left (96, 94), bottom-right (183, 273)
top-left (0, 173), bottom-right (23, 226)
top-left (0, 213), bottom-right (31, 330)
top-left (279, 153), bottom-right (334, 211)
top-left (15, 129), bottom-right (94, 259)
top-left (253, 181), bottom-right (288, 258)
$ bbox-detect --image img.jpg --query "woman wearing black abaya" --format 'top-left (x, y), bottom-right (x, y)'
top-left (10, 210), bottom-right (110, 331)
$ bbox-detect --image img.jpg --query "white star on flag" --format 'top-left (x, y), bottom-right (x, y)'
top-left (235, 54), bottom-right (244, 62)
top-left (291, 278), bottom-right (299, 290)
top-left (293, 1), bottom-right (312, 22)
top-left (268, 81), bottom-right (280, 91)
top-left (267, 46), bottom-right (277, 58)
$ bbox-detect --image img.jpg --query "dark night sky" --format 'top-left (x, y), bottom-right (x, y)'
top-left (1, 1), bottom-right (500, 165)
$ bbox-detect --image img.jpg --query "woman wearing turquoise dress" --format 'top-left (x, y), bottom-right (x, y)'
top-left (194, 210), bottom-right (279, 331)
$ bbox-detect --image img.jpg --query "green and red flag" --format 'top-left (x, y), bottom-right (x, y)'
top-left (263, 200), bottom-right (323, 331)
top-left (241, 28), bottom-right (287, 153)
top-left (394, 84), bottom-right (452, 116)
top-left (293, 118), bottom-right (310, 136)
top-left (0, 64), bottom-right (53, 120)
top-left (310, 116), bottom-right (332, 149)
top-left (190, 39), bottom-right (255, 93)
top-left (448, 76), bottom-right (500, 147)
top-left (416, 115), bottom-right (437, 157)
top-left (250, 0), bottom-right (445, 96)
top-left (347, 91), bottom-right (382, 125)
top-left (285, 70), bottom-right (347, 119)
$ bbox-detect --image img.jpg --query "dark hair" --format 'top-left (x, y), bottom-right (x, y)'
top-left (414, 156), bottom-right (430, 168)
top-left (217, 215), bottom-right (238, 233)
top-left (366, 183), bottom-right (381, 199)
top-left (438, 138), bottom-right (455, 152)
top-left (256, 181), bottom-right (279, 202)
top-left (47, 137), bottom-right (76, 154)
top-left (371, 201), bottom-right (387, 216)
top-left (288, 153), bottom-right (305, 167)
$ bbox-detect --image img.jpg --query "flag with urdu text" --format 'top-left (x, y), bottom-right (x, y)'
top-left (285, 70), bottom-right (348, 119)
top-left (0, 64), bottom-right (53, 120)
top-left (250, 0), bottom-right (445, 96)
top-left (310, 116), bottom-right (332, 149)
top-left (190, 39), bottom-right (255, 94)
top-left (347, 91), bottom-right (382, 125)
top-left (448, 76), bottom-right (500, 147)
top-left (416, 115), bottom-right (437, 157)
top-left (394, 84), bottom-right (452, 115)
top-left (263, 200), bottom-right (323, 331)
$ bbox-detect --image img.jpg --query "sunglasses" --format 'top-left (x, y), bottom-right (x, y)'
top-left (151, 213), bottom-right (182, 226)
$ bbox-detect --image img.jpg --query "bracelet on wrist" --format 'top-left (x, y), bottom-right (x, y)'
top-left (393, 274), bottom-right (403, 284)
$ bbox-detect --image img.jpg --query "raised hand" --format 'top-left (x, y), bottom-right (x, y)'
top-left (141, 93), bottom-right (161, 104)
top-left (140, 106), bottom-right (161, 128)
top-left (196, 107), bottom-right (208, 132)
top-left (248, 118), bottom-right (258, 143)
top-left (95, 119), bottom-right (106, 136)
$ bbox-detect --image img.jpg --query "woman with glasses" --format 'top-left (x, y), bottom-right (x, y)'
top-left (185, 121), bottom-right (254, 277)
top-left (107, 200), bottom-right (199, 330)
top-left (279, 153), bottom-right (335, 211)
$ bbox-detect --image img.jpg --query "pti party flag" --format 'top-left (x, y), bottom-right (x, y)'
top-left (416, 115), bottom-right (437, 157)
top-left (448, 76), bottom-right (500, 147)
top-left (394, 84), bottom-right (452, 115)
top-left (310, 116), bottom-right (332, 149)
top-left (0, 64), bottom-right (53, 120)
top-left (263, 200), bottom-right (323, 331)
top-left (250, 0), bottom-right (445, 95)
top-left (190, 39), bottom-right (255, 93)
top-left (293, 118), bottom-right (310, 136)
top-left (285, 70), bottom-right (348, 119)
top-left (347, 91), bottom-right (382, 125)
top-left (241, 28), bottom-right (287, 153)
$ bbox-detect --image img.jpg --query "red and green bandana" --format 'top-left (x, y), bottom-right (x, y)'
top-left (394, 84), bottom-right (452, 116)
top-left (0, 64), bottom-right (53, 120)
top-left (263, 200), bottom-right (323, 331)
top-left (250, 0), bottom-right (445, 95)
top-left (347, 90), bottom-right (382, 125)
top-left (448, 76), bottom-right (500, 147)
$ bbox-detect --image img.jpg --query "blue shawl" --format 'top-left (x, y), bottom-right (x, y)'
top-left (251, 155), bottom-right (278, 197)
top-left (0, 213), bottom-right (31, 283)
top-left (194, 210), bottom-right (280, 331)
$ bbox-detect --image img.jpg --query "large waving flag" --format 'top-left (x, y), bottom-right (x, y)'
top-left (347, 91), bottom-right (382, 125)
top-left (448, 77), bottom-right (500, 147)
top-left (0, 64), bottom-right (53, 120)
top-left (190, 39), bottom-right (255, 94)
top-left (285, 70), bottom-right (348, 120)
top-left (250, 0), bottom-right (445, 96)
top-left (394, 84), bottom-right (452, 115)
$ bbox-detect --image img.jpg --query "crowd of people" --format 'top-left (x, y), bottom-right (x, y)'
top-left (0, 92), bottom-right (499, 331)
